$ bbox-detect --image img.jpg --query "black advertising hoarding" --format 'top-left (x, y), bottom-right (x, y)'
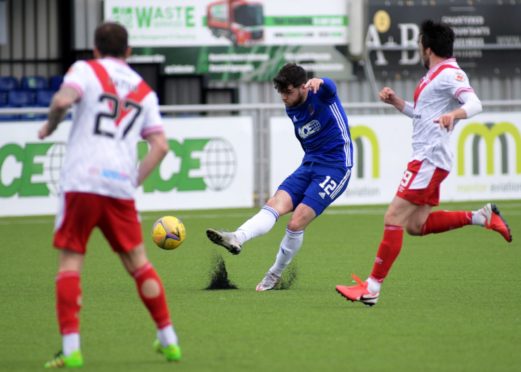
top-left (366, 0), bottom-right (521, 79)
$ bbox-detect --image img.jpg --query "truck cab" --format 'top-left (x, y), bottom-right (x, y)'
top-left (207, 0), bottom-right (264, 46)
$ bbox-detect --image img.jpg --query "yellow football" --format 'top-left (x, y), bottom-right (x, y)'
top-left (151, 216), bottom-right (186, 250)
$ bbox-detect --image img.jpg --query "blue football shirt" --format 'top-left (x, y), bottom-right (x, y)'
top-left (284, 77), bottom-right (353, 168)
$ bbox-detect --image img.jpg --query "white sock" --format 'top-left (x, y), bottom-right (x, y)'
top-left (235, 205), bottom-right (279, 245)
top-left (366, 277), bottom-right (381, 294)
top-left (269, 228), bottom-right (304, 276)
top-left (471, 209), bottom-right (486, 226)
top-left (62, 333), bottom-right (80, 356)
top-left (157, 325), bottom-right (178, 347)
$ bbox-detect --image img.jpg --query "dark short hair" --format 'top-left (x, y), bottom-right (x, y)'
top-left (273, 63), bottom-right (307, 93)
top-left (420, 20), bottom-right (454, 58)
top-left (94, 22), bottom-right (128, 57)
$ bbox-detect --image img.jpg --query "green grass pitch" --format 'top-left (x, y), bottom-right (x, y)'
top-left (0, 201), bottom-right (520, 371)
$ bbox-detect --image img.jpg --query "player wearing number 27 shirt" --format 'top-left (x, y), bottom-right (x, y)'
top-left (58, 54), bottom-right (162, 198)
top-left (336, 20), bottom-right (512, 307)
top-left (38, 22), bottom-right (181, 368)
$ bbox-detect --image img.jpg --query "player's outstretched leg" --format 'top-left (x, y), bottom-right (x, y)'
top-left (477, 203), bottom-right (512, 242)
top-left (44, 350), bottom-right (83, 368)
top-left (256, 271), bottom-right (281, 291)
top-left (206, 228), bottom-right (242, 255)
top-left (153, 339), bottom-right (182, 362)
top-left (336, 274), bottom-right (380, 306)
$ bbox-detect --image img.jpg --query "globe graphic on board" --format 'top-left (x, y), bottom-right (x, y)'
top-left (200, 138), bottom-right (237, 191)
top-left (46, 142), bottom-right (67, 196)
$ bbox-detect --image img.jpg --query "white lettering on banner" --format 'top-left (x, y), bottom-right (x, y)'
top-left (208, 54), bottom-right (269, 62)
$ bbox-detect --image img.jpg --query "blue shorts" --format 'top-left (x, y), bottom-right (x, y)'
top-left (278, 162), bottom-right (351, 216)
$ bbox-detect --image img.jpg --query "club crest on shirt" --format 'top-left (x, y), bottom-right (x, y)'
top-left (455, 72), bottom-right (465, 82)
top-left (298, 120), bottom-right (321, 139)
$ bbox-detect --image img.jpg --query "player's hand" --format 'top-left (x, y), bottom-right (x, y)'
top-left (38, 122), bottom-right (50, 140)
top-left (434, 113), bottom-right (456, 131)
top-left (379, 87), bottom-right (397, 104)
top-left (304, 78), bottom-right (323, 94)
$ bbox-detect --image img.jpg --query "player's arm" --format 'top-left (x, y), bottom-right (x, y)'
top-left (434, 91), bottom-right (482, 131)
top-left (136, 131), bottom-right (169, 186)
top-left (38, 86), bottom-right (80, 139)
top-left (379, 87), bottom-right (413, 117)
top-left (306, 77), bottom-right (338, 101)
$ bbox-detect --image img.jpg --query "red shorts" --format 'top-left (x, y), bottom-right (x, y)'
top-left (396, 160), bottom-right (449, 206)
top-left (54, 192), bottom-right (143, 254)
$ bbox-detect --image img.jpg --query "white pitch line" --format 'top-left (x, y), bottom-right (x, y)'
top-left (0, 208), bottom-right (383, 225)
top-left (1, 205), bottom-right (520, 225)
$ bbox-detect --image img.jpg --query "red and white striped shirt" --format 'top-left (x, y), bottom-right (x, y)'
top-left (409, 58), bottom-right (475, 171)
top-left (60, 57), bottom-right (164, 199)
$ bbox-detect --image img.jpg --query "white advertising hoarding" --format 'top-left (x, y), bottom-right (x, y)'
top-left (270, 113), bottom-right (521, 205)
top-left (0, 117), bottom-right (253, 217)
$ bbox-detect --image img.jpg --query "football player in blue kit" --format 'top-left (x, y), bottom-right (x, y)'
top-left (206, 63), bottom-right (353, 291)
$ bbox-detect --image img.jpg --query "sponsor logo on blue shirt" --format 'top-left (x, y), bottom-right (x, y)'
top-left (298, 120), bottom-right (321, 139)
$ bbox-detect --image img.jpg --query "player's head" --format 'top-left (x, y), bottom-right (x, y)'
top-left (273, 63), bottom-right (308, 107)
top-left (419, 20), bottom-right (454, 69)
top-left (94, 22), bottom-right (130, 59)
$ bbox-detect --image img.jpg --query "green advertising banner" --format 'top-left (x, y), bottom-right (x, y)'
top-left (0, 118), bottom-right (254, 216)
top-left (104, 0), bottom-right (351, 81)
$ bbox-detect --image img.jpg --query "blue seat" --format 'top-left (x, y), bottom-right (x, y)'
top-left (0, 91), bottom-right (8, 106)
top-left (7, 90), bottom-right (38, 121)
top-left (36, 90), bottom-right (54, 107)
top-left (8, 90), bottom-right (35, 106)
top-left (0, 91), bottom-right (19, 121)
top-left (21, 75), bottom-right (48, 91)
top-left (32, 90), bottom-right (55, 120)
top-left (0, 76), bottom-right (19, 91)
top-left (49, 75), bottom-right (64, 91)
top-left (0, 114), bottom-right (21, 121)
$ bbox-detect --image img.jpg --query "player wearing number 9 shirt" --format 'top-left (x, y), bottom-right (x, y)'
top-left (206, 63), bottom-right (353, 291)
top-left (38, 22), bottom-right (181, 368)
top-left (336, 20), bottom-right (512, 307)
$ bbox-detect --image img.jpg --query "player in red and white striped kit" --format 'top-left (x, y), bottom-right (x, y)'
top-left (336, 20), bottom-right (512, 306)
top-left (38, 22), bottom-right (181, 367)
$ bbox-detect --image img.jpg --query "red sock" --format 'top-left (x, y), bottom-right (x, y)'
top-left (56, 271), bottom-right (81, 334)
top-left (421, 211), bottom-right (471, 235)
top-left (370, 225), bottom-right (404, 282)
top-left (133, 263), bottom-right (171, 329)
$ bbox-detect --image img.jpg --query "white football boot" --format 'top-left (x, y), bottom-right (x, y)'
top-left (206, 228), bottom-right (242, 255)
top-left (256, 271), bottom-right (281, 291)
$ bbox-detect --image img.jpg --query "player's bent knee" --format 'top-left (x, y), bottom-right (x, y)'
top-left (140, 278), bottom-right (161, 298)
top-left (383, 209), bottom-right (399, 224)
top-left (287, 221), bottom-right (302, 231)
top-left (405, 224), bottom-right (423, 236)
top-left (287, 215), bottom-right (312, 231)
